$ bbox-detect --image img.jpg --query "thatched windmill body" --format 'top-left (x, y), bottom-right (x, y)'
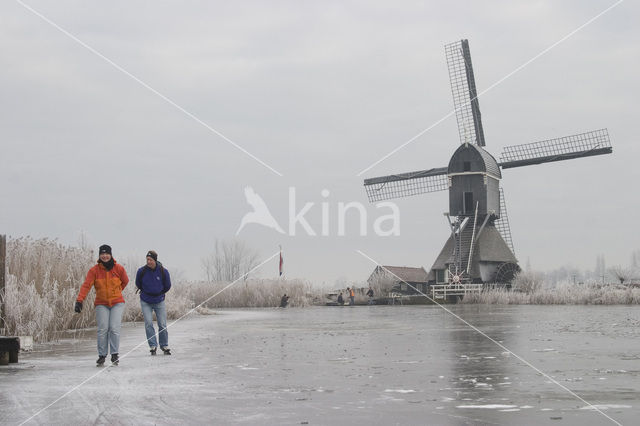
top-left (364, 39), bottom-right (612, 285)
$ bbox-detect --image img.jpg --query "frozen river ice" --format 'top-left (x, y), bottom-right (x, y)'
top-left (1, 305), bottom-right (639, 425)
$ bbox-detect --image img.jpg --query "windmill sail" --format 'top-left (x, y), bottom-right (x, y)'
top-left (499, 129), bottom-right (612, 169)
top-left (364, 167), bottom-right (448, 202)
top-left (494, 188), bottom-right (515, 256)
top-left (445, 39), bottom-right (486, 147)
top-left (361, 39), bottom-right (612, 286)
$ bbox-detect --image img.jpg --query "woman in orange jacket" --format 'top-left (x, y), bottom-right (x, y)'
top-left (75, 244), bottom-right (129, 366)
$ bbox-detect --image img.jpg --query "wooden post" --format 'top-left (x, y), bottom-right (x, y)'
top-left (0, 234), bottom-right (5, 332)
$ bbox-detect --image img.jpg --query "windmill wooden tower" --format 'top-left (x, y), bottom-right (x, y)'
top-left (363, 39), bottom-right (612, 285)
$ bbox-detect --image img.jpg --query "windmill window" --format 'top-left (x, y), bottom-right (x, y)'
top-left (463, 161), bottom-right (471, 172)
top-left (436, 269), bottom-right (445, 283)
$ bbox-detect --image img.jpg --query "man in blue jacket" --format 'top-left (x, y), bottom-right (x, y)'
top-left (136, 250), bottom-right (172, 355)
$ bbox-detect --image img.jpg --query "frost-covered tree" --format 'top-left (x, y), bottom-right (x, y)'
top-left (512, 269), bottom-right (544, 293)
top-left (609, 265), bottom-right (633, 284)
top-left (594, 254), bottom-right (606, 283)
top-left (631, 250), bottom-right (640, 269)
top-left (546, 265), bottom-right (584, 286)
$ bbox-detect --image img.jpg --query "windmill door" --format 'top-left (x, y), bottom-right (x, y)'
top-left (463, 192), bottom-right (473, 215)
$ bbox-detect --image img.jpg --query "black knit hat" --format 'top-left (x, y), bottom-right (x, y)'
top-left (146, 250), bottom-right (158, 261)
top-left (99, 244), bottom-right (112, 255)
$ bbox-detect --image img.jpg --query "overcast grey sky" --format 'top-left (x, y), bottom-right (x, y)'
top-left (1, 1), bottom-right (638, 285)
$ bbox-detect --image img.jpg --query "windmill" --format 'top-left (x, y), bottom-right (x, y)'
top-left (363, 39), bottom-right (612, 285)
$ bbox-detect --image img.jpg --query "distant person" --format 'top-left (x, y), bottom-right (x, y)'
top-left (136, 250), bottom-right (172, 356)
top-left (366, 287), bottom-right (374, 305)
top-left (75, 244), bottom-right (129, 366)
top-left (337, 292), bottom-right (344, 305)
top-left (348, 287), bottom-right (355, 306)
top-left (280, 294), bottom-right (290, 308)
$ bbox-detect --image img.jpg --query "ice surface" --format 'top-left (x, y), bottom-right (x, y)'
top-left (1, 305), bottom-right (639, 425)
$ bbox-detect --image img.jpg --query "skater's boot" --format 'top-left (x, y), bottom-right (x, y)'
top-left (111, 353), bottom-right (119, 365)
top-left (96, 355), bottom-right (106, 366)
top-left (161, 347), bottom-right (171, 355)
top-left (150, 346), bottom-right (157, 356)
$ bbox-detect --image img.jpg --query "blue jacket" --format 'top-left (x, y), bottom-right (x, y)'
top-left (135, 262), bottom-right (171, 304)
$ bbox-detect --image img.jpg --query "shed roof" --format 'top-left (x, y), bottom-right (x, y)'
top-left (369, 265), bottom-right (429, 283)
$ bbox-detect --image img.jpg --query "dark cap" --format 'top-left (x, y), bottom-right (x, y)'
top-left (99, 244), bottom-right (112, 255)
top-left (146, 250), bottom-right (158, 261)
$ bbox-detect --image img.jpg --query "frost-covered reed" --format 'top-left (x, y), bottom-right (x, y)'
top-left (461, 282), bottom-right (640, 305)
top-left (1, 237), bottom-right (318, 342)
top-left (2, 237), bottom-right (96, 341)
top-left (175, 278), bottom-right (316, 310)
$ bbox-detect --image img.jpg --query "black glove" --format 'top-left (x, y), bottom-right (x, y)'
top-left (74, 301), bottom-right (82, 313)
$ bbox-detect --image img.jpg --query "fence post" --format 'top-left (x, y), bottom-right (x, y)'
top-left (0, 234), bottom-right (6, 333)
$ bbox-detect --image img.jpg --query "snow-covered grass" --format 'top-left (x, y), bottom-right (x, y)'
top-left (1, 237), bottom-right (318, 342)
top-left (461, 282), bottom-right (640, 305)
top-left (460, 270), bottom-right (640, 305)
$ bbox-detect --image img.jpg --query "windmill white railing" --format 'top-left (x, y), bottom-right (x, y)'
top-left (431, 283), bottom-right (483, 299)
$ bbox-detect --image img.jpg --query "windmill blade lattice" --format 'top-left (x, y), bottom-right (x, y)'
top-left (499, 129), bottom-right (612, 169)
top-left (364, 167), bottom-right (448, 202)
top-left (445, 39), bottom-right (486, 147)
top-left (494, 188), bottom-right (515, 256)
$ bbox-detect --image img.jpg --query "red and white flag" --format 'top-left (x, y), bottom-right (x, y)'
top-left (279, 247), bottom-right (283, 276)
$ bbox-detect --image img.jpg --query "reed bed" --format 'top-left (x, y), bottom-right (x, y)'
top-left (461, 282), bottom-right (640, 305)
top-left (1, 237), bottom-right (318, 342)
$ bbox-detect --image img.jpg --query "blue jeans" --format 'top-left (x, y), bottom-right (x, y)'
top-left (95, 303), bottom-right (124, 356)
top-left (140, 300), bottom-right (168, 348)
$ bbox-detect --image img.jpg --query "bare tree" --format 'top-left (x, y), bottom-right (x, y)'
top-left (512, 270), bottom-right (544, 293)
top-left (594, 254), bottom-right (606, 282)
top-left (201, 257), bottom-right (215, 284)
top-left (631, 250), bottom-right (640, 269)
top-left (609, 265), bottom-right (633, 284)
top-left (77, 230), bottom-right (91, 253)
top-left (202, 239), bottom-right (260, 282)
top-left (366, 269), bottom-right (399, 295)
top-left (630, 250), bottom-right (640, 281)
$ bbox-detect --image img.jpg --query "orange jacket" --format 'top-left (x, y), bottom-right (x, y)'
top-left (77, 261), bottom-right (129, 307)
top-left (350, 289), bottom-right (355, 297)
